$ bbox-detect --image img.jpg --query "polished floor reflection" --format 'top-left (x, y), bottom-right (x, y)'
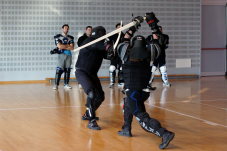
top-left (0, 76), bottom-right (227, 151)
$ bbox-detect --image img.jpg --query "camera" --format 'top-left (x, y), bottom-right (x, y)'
top-left (50, 47), bottom-right (63, 55)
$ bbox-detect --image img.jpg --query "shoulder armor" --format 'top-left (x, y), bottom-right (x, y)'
top-left (54, 34), bottom-right (61, 39)
top-left (117, 42), bottom-right (130, 60)
top-left (67, 35), bottom-right (74, 40)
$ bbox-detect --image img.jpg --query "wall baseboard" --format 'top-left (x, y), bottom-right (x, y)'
top-left (0, 74), bottom-right (198, 84)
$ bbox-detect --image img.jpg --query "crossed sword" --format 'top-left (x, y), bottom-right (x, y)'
top-left (73, 17), bottom-right (146, 53)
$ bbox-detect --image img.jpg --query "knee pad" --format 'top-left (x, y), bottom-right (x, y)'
top-left (65, 68), bottom-right (71, 72)
top-left (160, 65), bottom-right (167, 74)
top-left (151, 65), bottom-right (157, 73)
top-left (109, 65), bottom-right (116, 72)
top-left (56, 67), bottom-right (64, 73)
top-left (87, 89), bottom-right (96, 99)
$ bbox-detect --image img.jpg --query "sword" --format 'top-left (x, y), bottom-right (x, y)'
top-left (73, 17), bottom-right (146, 52)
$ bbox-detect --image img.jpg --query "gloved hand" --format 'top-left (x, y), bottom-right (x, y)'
top-left (105, 44), bottom-right (116, 60)
top-left (133, 16), bottom-right (144, 30)
top-left (145, 12), bottom-right (159, 28)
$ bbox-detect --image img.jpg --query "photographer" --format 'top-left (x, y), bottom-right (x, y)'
top-left (53, 24), bottom-right (74, 90)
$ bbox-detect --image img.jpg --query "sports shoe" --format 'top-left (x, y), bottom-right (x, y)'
top-left (163, 83), bottom-right (171, 87)
top-left (159, 130), bottom-right (175, 149)
top-left (79, 84), bottom-right (82, 89)
top-left (87, 119), bottom-right (101, 130)
top-left (64, 84), bottom-right (72, 89)
top-left (118, 83), bottom-right (124, 87)
top-left (147, 84), bottom-right (156, 91)
top-left (109, 83), bottom-right (114, 88)
top-left (81, 114), bottom-right (99, 121)
top-left (118, 129), bottom-right (132, 137)
top-left (53, 85), bottom-right (58, 90)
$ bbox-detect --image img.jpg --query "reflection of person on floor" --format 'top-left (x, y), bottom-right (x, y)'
top-left (160, 87), bottom-right (168, 105)
top-left (117, 13), bottom-right (175, 149)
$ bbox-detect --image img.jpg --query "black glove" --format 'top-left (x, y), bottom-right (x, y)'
top-left (105, 44), bottom-right (116, 60)
top-left (134, 16), bottom-right (144, 29)
top-left (145, 12), bottom-right (159, 28)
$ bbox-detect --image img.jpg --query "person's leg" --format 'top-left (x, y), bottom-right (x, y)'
top-left (75, 69), bottom-right (100, 130)
top-left (54, 54), bottom-right (66, 89)
top-left (117, 58), bottom-right (124, 86)
top-left (92, 74), bottom-right (105, 111)
top-left (64, 55), bottom-right (72, 89)
top-left (120, 90), bottom-right (175, 149)
top-left (160, 65), bottom-right (171, 87)
top-left (109, 59), bottom-right (118, 88)
top-left (118, 97), bottom-right (133, 137)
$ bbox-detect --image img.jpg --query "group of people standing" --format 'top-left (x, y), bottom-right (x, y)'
top-left (52, 12), bottom-right (174, 149)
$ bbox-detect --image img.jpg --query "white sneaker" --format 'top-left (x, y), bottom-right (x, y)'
top-left (53, 85), bottom-right (58, 90)
top-left (163, 83), bottom-right (171, 87)
top-left (118, 83), bottom-right (124, 87)
top-left (109, 83), bottom-right (114, 88)
top-left (64, 84), bottom-right (72, 89)
top-left (79, 84), bottom-right (82, 89)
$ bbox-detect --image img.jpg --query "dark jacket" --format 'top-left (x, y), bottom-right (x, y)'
top-left (77, 33), bottom-right (89, 47)
top-left (76, 37), bottom-right (107, 75)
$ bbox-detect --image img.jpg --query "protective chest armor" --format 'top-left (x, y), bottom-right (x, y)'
top-left (76, 37), bottom-right (106, 75)
top-left (123, 59), bottom-right (151, 90)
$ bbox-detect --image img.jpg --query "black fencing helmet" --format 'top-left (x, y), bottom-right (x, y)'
top-left (91, 26), bottom-right (106, 38)
top-left (130, 35), bottom-right (149, 60)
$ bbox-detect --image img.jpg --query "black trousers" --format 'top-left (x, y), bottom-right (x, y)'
top-left (110, 56), bottom-right (122, 70)
top-left (125, 90), bottom-right (166, 137)
top-left (75, 69), bottom-right (104, 120)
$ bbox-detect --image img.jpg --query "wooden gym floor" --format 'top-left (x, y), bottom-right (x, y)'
top-left (0, 76), bottom-right (226, 151)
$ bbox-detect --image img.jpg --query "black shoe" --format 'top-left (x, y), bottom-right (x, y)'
top-left (147, 85), bottom-right (156, 91)
top-left (87, 119), bottom-right (101, 130)
top-left (159, 131), bottom-right (175, 149)
top-left (81, 114), bottom-right (99, 121)
top-left (121, 125), bottom-right (124, 130)
top-left (118, 130), bottom-right (132, 137)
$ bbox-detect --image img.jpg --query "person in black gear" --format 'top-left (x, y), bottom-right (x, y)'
top-left (77, 26), bottom-right (92, 47)
top-left (108, 23), bottom-right (125, 88)
top-left (117, 13), bottom-right (175, 149)
top-left (146, 26), bottom-right (171, 88)
top-left (77, 26), bottom-right (92, 89)
top-left (75, 26), bottom-right (116, 130)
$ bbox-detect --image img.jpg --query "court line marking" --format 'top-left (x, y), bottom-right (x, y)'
top-left (0, 103), bottom-right (226, 128)
top-left (145, 103), bottom-right (227, 128)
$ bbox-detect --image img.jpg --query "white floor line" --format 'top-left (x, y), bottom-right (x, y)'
top-left (0, 104), bottom-right (121, 111)
top-left (145, 103), bottom-right (227, 128)
top-left (155, 99), bottom-right (227, 104)
top-left (154, 100), bottom-right (227, 111)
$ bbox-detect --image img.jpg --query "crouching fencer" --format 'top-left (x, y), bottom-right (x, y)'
top-left (117, 13), bottom-right (175, 149)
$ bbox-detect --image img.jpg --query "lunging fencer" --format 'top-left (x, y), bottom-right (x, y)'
top-left (117, 13), bottom-right (175, 149)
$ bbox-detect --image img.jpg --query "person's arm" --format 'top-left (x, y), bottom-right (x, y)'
top-left (57, 43), bottom-right (74, 50)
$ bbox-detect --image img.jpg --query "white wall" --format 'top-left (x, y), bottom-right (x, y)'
top-left (0, 0), bottom-right (201, 81)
